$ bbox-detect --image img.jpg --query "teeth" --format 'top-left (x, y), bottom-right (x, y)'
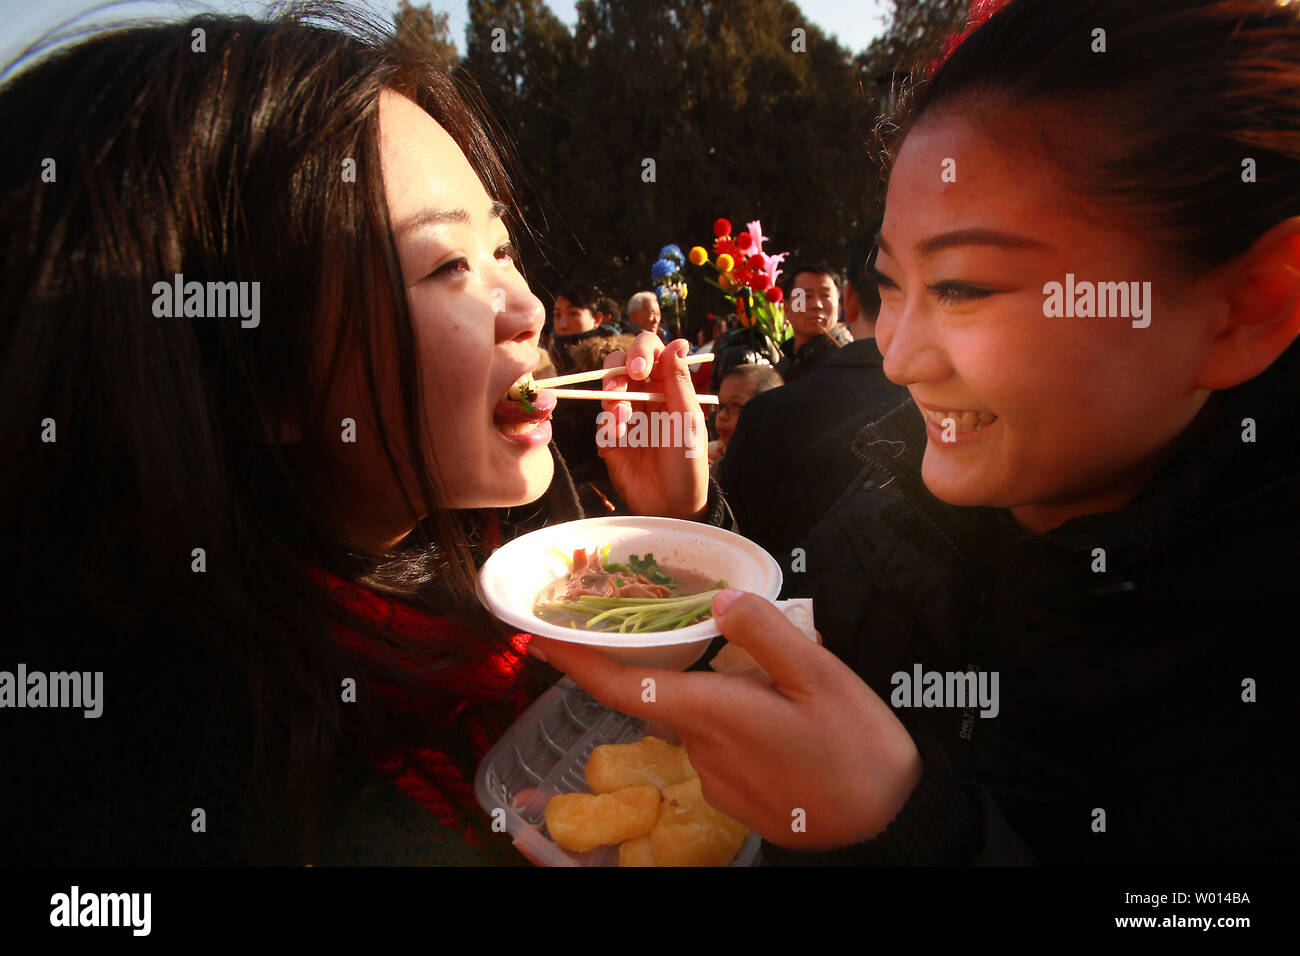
top-left (923, 407), bottom-right (998, 435)
top-left (499, 420), bottom-right (541, 436)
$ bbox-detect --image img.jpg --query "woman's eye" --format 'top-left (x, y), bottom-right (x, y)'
top-left (869, 269), bottom-right (992, 307)
top-left (430, 257), bottom-right (470, 281)
top-left (428, 243), bottom-right (517, 281)
top-left (870, 269), bottom-right (899, 291)
top-left (927, 282), bottom-right (993, 305)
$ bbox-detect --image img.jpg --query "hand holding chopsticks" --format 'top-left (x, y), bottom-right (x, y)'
top-left (534, 352), bottom-right (719, 404)
top-left (546, 387), bottom-right (719, 405)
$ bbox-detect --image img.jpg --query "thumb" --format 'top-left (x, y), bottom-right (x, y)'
top-left (710, 590), bottom-right (834, 691)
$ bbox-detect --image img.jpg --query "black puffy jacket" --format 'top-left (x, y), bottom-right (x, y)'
top-left (763, 342), bottom-right (1300, 865)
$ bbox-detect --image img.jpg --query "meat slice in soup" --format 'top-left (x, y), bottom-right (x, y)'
top-left (533, 548), bottom-right (725, 632)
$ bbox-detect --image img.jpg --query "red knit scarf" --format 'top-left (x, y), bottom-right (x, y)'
top-left (307, 524), bottom-right (535, 849)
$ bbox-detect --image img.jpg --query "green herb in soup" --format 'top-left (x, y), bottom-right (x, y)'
top-left (534, 547), bottom-right (726, 633)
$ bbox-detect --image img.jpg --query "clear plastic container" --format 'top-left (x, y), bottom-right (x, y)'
top-left (474, 676), bottom-right (762, 867)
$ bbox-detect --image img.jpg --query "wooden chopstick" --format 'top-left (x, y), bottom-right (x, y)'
top-left (547, 388), bottom-right (720, 405)
top-left (822, 327), bottom-right (845, 348)
top-left (533, 351), bottom-right (714, 389)
top-left (585, 481), bottom-right (617, 513)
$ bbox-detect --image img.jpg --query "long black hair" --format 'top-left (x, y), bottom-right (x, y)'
top-left (0, 1), bottom-right (537, 861)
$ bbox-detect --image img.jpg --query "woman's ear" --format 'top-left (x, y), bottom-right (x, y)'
top-left (1198, 218), bottom-right (1300, 390)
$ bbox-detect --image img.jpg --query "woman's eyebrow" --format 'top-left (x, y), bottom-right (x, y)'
top-left (395, 201), bottom-right (508, 238)
top-left (876, 228), bottom-right (1050, 258)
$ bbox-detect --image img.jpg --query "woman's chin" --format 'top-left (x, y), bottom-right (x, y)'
top-left (495, 448), bottom-right (556, 507)
top-left (518, 451), bottom-right (556, 503)
top-left (920, 455), bottom-right (995, 509)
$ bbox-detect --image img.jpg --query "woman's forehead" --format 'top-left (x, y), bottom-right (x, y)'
top-left (378, 89), bottom-right (492, 221)
top-left (884, 110), bottom-right (1074, 244)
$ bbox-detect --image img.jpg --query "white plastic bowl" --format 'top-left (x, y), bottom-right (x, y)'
top-left (478, 516), bottom-right (782, 670)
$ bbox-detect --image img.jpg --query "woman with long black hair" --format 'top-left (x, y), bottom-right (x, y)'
top-left (0, 2), bottom-right (713, 863)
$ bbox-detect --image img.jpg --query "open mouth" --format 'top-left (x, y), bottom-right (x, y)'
top-left (505, 372), bottom-right (537, 404)
top-left (498, 419), bottom-right (547, 437)
top-left (921, 407), bottom-right (998, 435)
top-left (494, 371), bottom-right (555, 438)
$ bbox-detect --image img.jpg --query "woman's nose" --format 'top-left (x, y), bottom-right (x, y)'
top-left (879, 302), bottom-right (946, 386)
top-left (495, 274), bottom-right (545, 343)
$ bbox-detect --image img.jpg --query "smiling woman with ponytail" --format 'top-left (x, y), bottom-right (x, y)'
top-left (534, 0), bottom-right (1300, 866)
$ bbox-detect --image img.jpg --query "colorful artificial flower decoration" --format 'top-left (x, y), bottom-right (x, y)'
top-left (651, 243), bottom-right (688, 332)
top-left (690, 218), bottom-right (789, 342)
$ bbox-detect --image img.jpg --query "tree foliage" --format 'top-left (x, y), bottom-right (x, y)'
top-left (393, 0), bottom-right (459, 66)
top-left (395, 0), bottom-right (972, 337)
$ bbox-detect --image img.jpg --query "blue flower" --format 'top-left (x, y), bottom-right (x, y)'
top-left (656, 286), bottom-right (676, 304)
top-left (651, 258), bottom-right (678, 280)
top-left (660, 244), bottom-right (684, 263)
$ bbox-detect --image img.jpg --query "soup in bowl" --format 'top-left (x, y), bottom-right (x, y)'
top-left (478, 516), bottom-right (783, 670)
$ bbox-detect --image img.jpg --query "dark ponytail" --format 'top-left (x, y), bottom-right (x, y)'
top-left (887, 0), bottom-right (1300, 270)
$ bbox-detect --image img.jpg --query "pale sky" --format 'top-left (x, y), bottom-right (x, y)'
top-left (0, 0), bottom-right (892, 68)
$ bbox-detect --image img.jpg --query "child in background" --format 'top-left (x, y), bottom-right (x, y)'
top-left (708, 364), bottom-right (783, 475)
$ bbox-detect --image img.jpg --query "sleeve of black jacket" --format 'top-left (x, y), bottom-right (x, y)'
top-left (762, 732), bottom-right (1038, 866)
top-left (700, 472), bottom-right (739, 533)
top-left (716, 417), bottom-right (756, 536)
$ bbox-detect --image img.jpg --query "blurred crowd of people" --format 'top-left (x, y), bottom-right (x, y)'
top-left (546, 223), bottom-right (909, 557)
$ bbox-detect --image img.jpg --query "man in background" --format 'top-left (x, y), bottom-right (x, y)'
top-left (774, 262), bottom-right (853, 384)
top-left (720, 226), bottom-right (909, 562)
top-left (624, 291), bottom-right (670, 343)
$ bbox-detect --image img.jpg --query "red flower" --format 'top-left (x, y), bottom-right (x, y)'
top-left (747, 254), bottom-right (764, 270)
top-left (714, 236), bottom-right (736, 256)
top-left (767, 286), bottom-right (784, 304)
top-left (713, 218), bottom-right (732, 238)
top-left (735, 233), bottom-right (753, 252)
top-left (753, 273), bottom-right (772, 292)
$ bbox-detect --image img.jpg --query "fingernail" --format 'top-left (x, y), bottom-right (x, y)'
top-left (527, 640), bottom-right (549, 663)
top-left (713, 589), bottom-right (742, 615)
top-left (629, 356), bottom-right (647, 378)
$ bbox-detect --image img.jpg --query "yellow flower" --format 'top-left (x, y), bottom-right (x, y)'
top-left (716, 253), bottom-right (734, 272)
top-left (688, 246), bottom-right (708, 266)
